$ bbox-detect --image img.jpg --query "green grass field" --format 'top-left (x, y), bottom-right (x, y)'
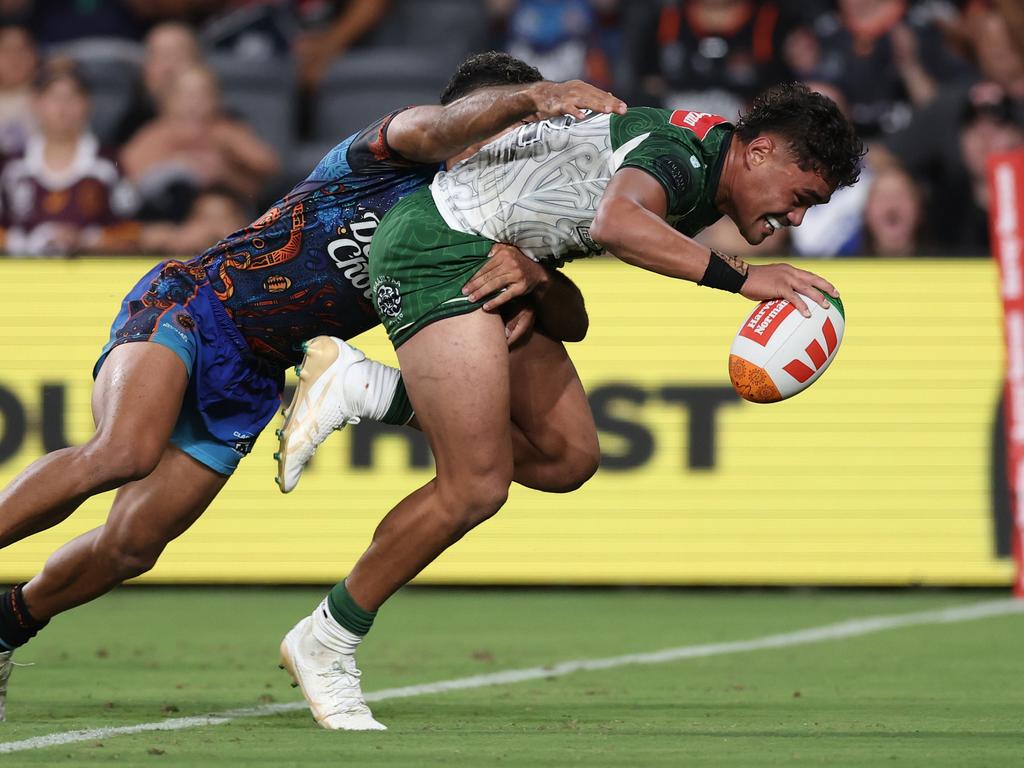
top-left (0, 588), bottom-right (1021, 766)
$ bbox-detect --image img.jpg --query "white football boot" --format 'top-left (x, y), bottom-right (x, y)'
top-left (0, 650), bottom-right (12, 721)
top-left (279, 616), bottom-right (386, 731)
top-left (275, 336), bottom-right (365, 493)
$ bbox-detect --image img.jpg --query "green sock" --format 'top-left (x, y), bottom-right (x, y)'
top-left (327, 581), bottom-right (377, 636)
top-left (381, 377), bottom-right (414, 425)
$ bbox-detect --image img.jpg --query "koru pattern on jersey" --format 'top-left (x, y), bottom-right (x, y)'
top-left (431, 106), bottom-right (733, 264)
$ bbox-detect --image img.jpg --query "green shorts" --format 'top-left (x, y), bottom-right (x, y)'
top-left (369, 187), bottom-right (494, 348)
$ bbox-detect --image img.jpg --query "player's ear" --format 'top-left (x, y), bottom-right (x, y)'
top-left (744, 135), bottom-right (775, 169)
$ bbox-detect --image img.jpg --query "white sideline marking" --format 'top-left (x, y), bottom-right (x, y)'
top-left (1, 598), bottom-right (1021, 753)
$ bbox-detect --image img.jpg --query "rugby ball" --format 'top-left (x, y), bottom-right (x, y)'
top-left (729, 294), bottom-right (845, 403)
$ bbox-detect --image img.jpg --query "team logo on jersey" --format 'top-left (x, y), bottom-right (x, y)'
top-left (373, 275), bottom-right (403, 319)
top-left (327, 208), bottom-right (380, 301)
top-left (651, 154), bottom-right (692, 193)
top-left (174, 312), bottom-right (195, 331)
top-left (264, 274), bottom-right (292, 293)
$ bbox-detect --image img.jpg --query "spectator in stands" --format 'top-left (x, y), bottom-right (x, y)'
top-left (111, 21), bottom-right (203, 147)
top-left (804, 0), bottom-right (971, 137)
top-left (862, 165), bottom-right (923, 257)
top-left (120, 63), bottom-right (279, 221)
top-left (488, 0), bottom-right (621, 89)
top-left (0, 59), bottom-right (139, 257)
top-left (993, 0), bottom-right (1024, 67)
top-left (0, 0), bottom-right (147, 58)
top-left (885, 5), bottom-right (1024, 253)
top-left (968, 2), bottom-right (1024, 102)
top-left (0, 25), bottom-right (38, 155)
top-left (623, 0), bottom-right (794, 118)
top-left (140, 185), bottom-right (251, 255)
top-left (199, 0), bottom-right (293, 59)
top-left (198, 0), bottom-right (390, 139)
top-left (956, 83), bottom-right (1024, 249)
top-left (292, 0), bottom-right (391, 87)
top-left (790, 81), bottom-right (874, 258)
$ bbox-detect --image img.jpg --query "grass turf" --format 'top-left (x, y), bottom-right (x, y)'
top-left (0, 588), bottom-right (1021, 766)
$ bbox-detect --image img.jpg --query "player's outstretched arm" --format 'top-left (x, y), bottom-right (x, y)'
top-left (387, 80), bottom-right (627, 164)
top-left (590, 169), bottom-right (837, 317)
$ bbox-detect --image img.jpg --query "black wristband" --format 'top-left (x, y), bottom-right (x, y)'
top-left (698, 250), bottom-right (749, 293)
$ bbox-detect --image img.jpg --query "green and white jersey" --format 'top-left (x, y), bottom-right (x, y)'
top-left (430, 106), bottom-right (732, 263)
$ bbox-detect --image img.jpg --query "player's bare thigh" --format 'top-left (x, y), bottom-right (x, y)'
top-left (0, 342), bottom-right (189, 549)
top-left (91, 341), bottom-right (188, 463)
top-left (396, 309), bottom-right (514, 505)
top-left (507, 330), bottom-right (600, 493)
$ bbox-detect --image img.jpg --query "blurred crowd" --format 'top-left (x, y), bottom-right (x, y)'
top-left (0, 0), bottom-right (1021, 258)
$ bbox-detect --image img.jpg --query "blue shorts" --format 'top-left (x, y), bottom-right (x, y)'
top-left (95, 260), bottom-right (284, 475)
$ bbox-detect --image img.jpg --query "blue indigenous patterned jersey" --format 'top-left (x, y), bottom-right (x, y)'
top-left (188, 110), bottom-right (438, 367)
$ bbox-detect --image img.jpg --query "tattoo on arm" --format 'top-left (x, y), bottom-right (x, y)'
top-left (699, 250), bottom-right (750, 293)
top-left (712, 249), bottom-right (749, 278)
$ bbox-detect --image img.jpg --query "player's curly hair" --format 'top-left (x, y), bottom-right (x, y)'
top-left (440, 51), bottom-right (543, 105)
top-left (735, 83), bottom-right (865, 190)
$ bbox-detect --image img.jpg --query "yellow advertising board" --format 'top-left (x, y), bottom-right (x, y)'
top-left (0, 258), bottom-right (1014, 585)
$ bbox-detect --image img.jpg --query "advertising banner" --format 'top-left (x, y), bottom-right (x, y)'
top-left (988, 148), bottom-right (1024, 596)
top-left (0, 258), bottom-right (1013, 585)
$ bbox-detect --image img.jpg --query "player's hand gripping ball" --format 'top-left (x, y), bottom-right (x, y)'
top-left (729, 294), bottom-right (845, 403)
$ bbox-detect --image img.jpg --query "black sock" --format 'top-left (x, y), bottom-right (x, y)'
top-left (0, 584), bottom-right (47, 650)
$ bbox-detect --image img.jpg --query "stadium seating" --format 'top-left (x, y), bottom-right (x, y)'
top-left (367, 0), bottom-right (487, 69)
top-left (208, 53), bottom-right (296, 153)
top-left (311, 48), bottom-right (451, 143)
top-left (74, 53), bottom-right (139, 146)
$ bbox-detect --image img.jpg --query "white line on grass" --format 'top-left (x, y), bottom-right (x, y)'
top-left (1, 598), bottom-right (1021, 754)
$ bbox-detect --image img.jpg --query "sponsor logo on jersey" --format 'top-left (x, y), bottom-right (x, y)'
top-left (669, 110), bottom-right (728, 141)
top-left (327, 208), bottom-right (380, 301)
top-left (231, 431), bottom-right (255, 456)
top-left (373, 275), bottom-right (403, 319)
top-left (174, 311), bottom-right (195, 330)
top-left (738, 300), bottom-right (797, 346)
top-left (783, 318), bottom-right (839, 383)
top-left (264, 274), bottom-right (292, 293)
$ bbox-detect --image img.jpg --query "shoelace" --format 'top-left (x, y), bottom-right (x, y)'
top-left (0, 658), bottom-right (30, 695)
top-left (317, 660), bottom-right (372, 714)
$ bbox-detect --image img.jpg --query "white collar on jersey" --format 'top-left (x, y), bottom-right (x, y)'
top-left (22, 131), bottom-right (112, 190)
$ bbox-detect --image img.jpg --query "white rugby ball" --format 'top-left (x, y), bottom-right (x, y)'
top-left (729, 294), bottom-right (845, 403)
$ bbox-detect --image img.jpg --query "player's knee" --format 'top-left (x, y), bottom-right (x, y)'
top-left (96, 532), bottom-right (165, 581)
top-left (530, 438), bottom-right (600, 493)
top-left (82, 434), bottom-right (163, 485)
top-left (438, 472), bottom-right (512, 532)
top-left (459, 475), bottom-right (510, 525)
top-left (556, 444), bottom-right (600, 493)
